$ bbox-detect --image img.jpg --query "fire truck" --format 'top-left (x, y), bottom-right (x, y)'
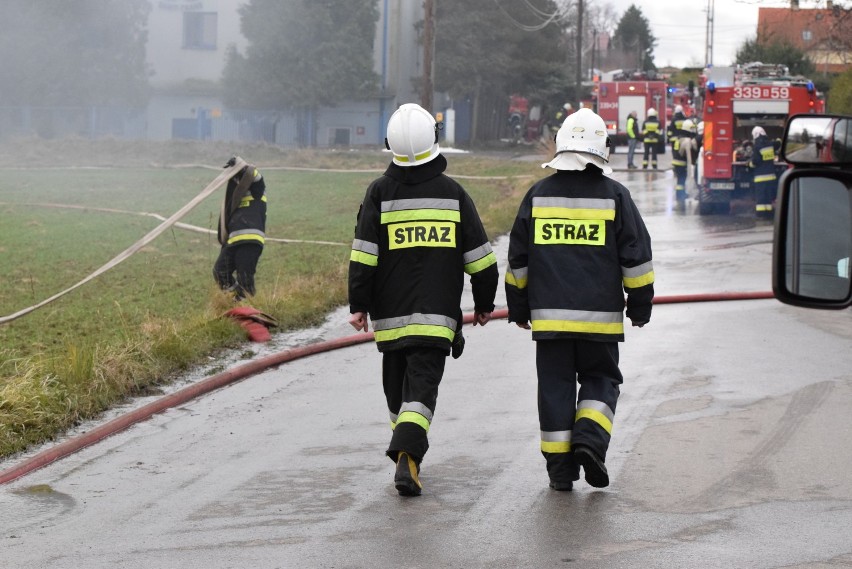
top-left (667, 84), bottom-right (697, 122)
top-left (595, 71), bottom-right (668, 150)
top-left (697, 62), bottom-right (825, 215)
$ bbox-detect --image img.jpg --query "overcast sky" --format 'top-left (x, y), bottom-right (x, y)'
top-left (605, 0), bottom-right (816, 69)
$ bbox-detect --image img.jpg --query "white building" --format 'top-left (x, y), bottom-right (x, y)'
top-left (145, 0), bottom-right (427, 146)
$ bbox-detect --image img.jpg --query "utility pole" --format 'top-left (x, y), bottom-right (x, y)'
top-left (575, 0), bottom-right (584, 107)
top-left (704, 0), bottom-right (714, 67)
top-left (422, 0), bottom-right (435, 113)
top-left (591, 28), bottom-right (597, 81)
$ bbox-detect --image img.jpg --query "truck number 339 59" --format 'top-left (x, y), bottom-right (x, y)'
top-left (733, 86), bottom-right (790, 99)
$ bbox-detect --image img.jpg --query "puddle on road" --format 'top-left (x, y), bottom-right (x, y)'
top-left (1, 484), bottom-right (77, 533)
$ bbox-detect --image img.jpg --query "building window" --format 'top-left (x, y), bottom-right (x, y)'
top-left (802, 29), bottom-right (813, 42)
top-left (183, 12), bottom-right (217, 50)
top-left (329, 127), bottom-right (352, 146)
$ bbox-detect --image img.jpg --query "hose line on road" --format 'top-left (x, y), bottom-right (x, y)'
top-left (0, 290), bottom-right (775, 485)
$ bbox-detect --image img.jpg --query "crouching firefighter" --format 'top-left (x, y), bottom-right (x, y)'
top-left (213, 157), bottom-right (267, 301)
top-left (506, 108), bottom-right (655, 492)
top-left (348, 103), bottom-right (498, 497)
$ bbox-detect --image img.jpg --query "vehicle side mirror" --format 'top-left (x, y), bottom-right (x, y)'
top-left (781, 115), bottom-right (852, 166)
top-left (772, 169), bottom-right (852, 308)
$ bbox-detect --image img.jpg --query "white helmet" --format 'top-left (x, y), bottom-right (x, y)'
top-left (682, 119), bottom-right (697, 133)
top-left (563, 103), bottom-right (573, 111)
top-left (675, 104), bottom-right (684, 114)
top-left (541, 107), bottom-right (612, 174)
top-left (647, 108), bottom-right (657, 117)
top-left (697, 121), bottom-right (705, 135)
top-left (752, 126), bottom-right (766, 140)
top-left (385, 103), bottom-right (440, 167)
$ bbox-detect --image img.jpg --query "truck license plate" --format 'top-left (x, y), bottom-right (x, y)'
top-left (709, 182), bottom-right (736, 190)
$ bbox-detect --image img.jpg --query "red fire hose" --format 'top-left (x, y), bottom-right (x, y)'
top-left (0, 290), bottom-right (774, 485)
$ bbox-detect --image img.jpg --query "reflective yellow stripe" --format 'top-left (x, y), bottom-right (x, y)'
top-left (623, 270), bottom-right (655, 288)
top-left (576, 408), bottom-right (613, 434)
top-left (505, 272), bottom-right (527, 289)
top-left (532, 206), bottom-right (615, 221)
top-left (374, 323), bottom-right (455, 343)
top-left (397, 410), bottom-right (430, 432)
top-left (532, 319), bottom-right (624, 335)
top-left (394, 149), bottom-right (435, 163)
top-left (756, 204), bottom-right (774, 212)
top-left (465, 252), bottom-right (497, 274)
top-left (541, 440), bottom-right (571, 453)
top-left (381, 209), bottom-right (461, 224)
top-left (755, 174), bottom-right (777, 183)
top-left (350, 250), bottom-right (378, 266)
top-left (228, 233), bottom-right (265, 245)
top-left (238, 195), bottom-right (268, 208)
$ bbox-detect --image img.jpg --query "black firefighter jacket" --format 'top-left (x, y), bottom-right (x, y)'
top-left (348, 155), bottom-right (499, 354)
top-left (749, 135), bottom-right (778, 184)
top-left (506, 167), bottom-right (654, 342)
top-left (217, 166), bottom-right (267, 247)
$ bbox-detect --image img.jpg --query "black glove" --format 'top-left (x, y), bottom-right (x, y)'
top-left (223, 156), bottom-right (237, 168)
top-left (451, 330), bottom-right (465, 359)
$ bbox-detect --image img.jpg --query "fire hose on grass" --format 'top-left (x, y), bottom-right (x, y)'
top-left (0, 158), bottom-right (248, 326)
top-left (0, 159), bottom-right (354, 326)
top-left (0, 289), bottom-right (774, 485)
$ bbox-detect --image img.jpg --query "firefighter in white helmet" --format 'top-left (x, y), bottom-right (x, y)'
top-left (548, 102), bottom-right (574, 138)
top-left (668, 103), bottom-right (687, 144)
top-left (695, 121), bottom-right (705, 185)
top-left (642, 107), bottom-right (661, 169)
top-left (672, 119), bottom-right (699, 204)
top-left (749, 125), bottom-right (778, 217)
top-left (506, 108), bottom-right (655, 491)
top-left (348, 103), bottom-right (498, 496)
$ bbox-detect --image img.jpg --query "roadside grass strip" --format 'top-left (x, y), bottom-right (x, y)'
top-left (0, 150), bottom-right (541, 458)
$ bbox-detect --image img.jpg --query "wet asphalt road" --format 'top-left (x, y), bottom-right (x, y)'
top-left (1, 154), bottom-right (851, 568)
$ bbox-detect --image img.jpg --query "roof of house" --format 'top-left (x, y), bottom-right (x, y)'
top-left (757, 7), bottom-right (851, 73)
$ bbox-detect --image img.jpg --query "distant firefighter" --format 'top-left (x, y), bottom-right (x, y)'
top-left (213, 157), bottom-right (267, 301)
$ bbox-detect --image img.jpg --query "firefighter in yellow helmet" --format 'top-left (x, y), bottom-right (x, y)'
top-left (506, 108), bottom-right (655, 491)
top-left (348, 103), bottom-right (499, 496)
top-left (642, 107), bottom-right (661, 169)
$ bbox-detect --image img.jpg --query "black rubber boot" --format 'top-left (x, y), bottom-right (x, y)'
top-left (394, 452), bottom-right (422, 496)
top-left (549, 479), bottom-right (573, 492)
top-left (573, 445), bottom-right (609, 488)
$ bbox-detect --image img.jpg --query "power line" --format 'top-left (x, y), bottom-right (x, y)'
top-left (521, 0), bottom-right (561, 19)
top-left (491, 0), bottom-right (567, 31)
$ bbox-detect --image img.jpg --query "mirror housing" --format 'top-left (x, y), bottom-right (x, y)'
top-left (781, 114), bottom-right (852, 166)
top-left (772, 168), bottom-right (852, 309)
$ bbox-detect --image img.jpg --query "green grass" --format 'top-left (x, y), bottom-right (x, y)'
top-left (0, 139), bottom-right (547, 459)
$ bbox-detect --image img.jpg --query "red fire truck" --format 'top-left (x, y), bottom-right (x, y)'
top-left (667, 84), bottom-right (697, 122)
top-left (595, 72), bottom-right (668, 150)
top-left (697, 62), bottom-right (825, 215)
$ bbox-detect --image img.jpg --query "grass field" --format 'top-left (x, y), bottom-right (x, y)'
top-left (0, 138), bottom-right (546, 459)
